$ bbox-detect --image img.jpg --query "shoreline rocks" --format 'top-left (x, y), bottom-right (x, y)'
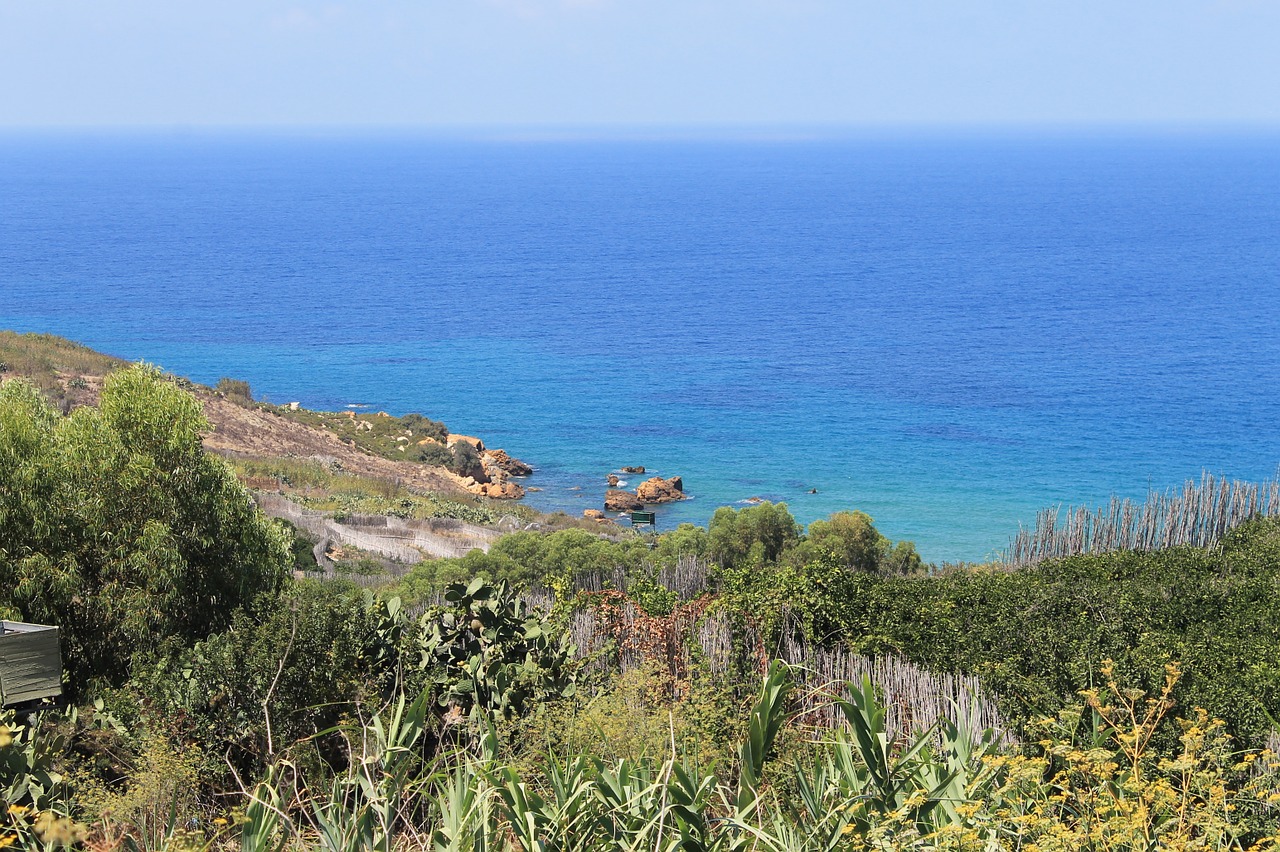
top-left (605, 489), bottom-right (644, 512)
top-left (602, 471), bottom-right (687, 512)
top-left (636, 475), bottom-right (685, 504)
top-left (445, 440), bottom-right (533, 501)
top-left (484, 448), bottom-right (533, 477)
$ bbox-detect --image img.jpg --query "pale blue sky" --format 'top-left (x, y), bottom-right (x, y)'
top-left (2, 0), bottom-right (1278, 128)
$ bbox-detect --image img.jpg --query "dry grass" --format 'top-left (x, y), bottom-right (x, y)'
top-left (0, 330), bottom-right (126, 408)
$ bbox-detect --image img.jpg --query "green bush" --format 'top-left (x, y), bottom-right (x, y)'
top-left (708, 501), bottom-right (802, 566)
top-left (135, 581), bottom-right (379, 783)
top-left (723, 516), bottom-right (1280, 749)
top-left (449, 440), bottom-right (486, 480)
top-left (0, 368), bottom-right (290, 692)
top-left (414, 441), bottom-right (454, 467)
top-left (796, 510), bottom-right (924, 576)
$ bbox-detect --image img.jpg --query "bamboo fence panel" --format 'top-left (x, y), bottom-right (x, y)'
top-left (1003, 472), bottom-right (1280, 569)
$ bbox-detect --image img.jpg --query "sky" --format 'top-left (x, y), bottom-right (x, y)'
top-left (1, 0), bottom-right (1278, 128)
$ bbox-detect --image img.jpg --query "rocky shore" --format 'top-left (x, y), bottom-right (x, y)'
top-left (442, 434), bottom-right (533, 500)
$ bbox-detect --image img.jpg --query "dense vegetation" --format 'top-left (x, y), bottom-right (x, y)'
top-left (2, 366), bottom-right (1279, 850)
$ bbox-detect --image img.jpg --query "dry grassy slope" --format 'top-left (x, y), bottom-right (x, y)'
top-left (0, 331), bottom-right (471, 498)
top-left (200, 393), bottom-right (469, 496)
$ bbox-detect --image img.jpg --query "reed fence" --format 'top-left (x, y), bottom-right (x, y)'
top-left (1003, 472), bottom-right (1280, 569)
top-left (254, 491), bottom-right (500, 564)
top-left (554, 596), bottom-right (1011, 743)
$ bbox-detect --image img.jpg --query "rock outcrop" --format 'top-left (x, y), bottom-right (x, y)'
top-left (477, 479), bottom-right (524, 499)
top-left (606, 473), bottom-right (620, 487)
top-left (621, 466), bottom-right (646, 474)
top-left (442, 442), bottom-right (533, 501)
top-left (484, 448), bottom-right (533, 477)
top-left (446, 434), bottom-right (485, 452)
top-left (605, 489), bottom-right (644, 512)
top-left (583, 509), bottom-right (606, 520)
top-left (636, 476), bottom-right (685, 504)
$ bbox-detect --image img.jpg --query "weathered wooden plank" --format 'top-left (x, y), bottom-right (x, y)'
top-left (0, 621), bottom-right (63, 705)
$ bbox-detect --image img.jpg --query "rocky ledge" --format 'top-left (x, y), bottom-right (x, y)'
top-left (446, 434), bottom-right (533, 500)
top-left (605, 489), bottom-right (644, 512)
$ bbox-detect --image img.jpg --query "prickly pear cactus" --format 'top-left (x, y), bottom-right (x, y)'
top-left (420, 578), bottom-right (576, 720)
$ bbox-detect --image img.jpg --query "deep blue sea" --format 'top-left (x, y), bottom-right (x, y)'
top-left (2, 130), bottom-right (1278, 562)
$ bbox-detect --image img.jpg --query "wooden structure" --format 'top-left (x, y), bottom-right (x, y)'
top-left (630, 511), bottom-right (657, 532)
top-left (0, 621), bottom-right (62, 707)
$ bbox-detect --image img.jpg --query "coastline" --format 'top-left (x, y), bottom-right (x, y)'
top-left (5, 135), bottom-right (1279, 561)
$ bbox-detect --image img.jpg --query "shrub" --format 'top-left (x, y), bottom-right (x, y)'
top-left (214, 376), bottom-right (252, 401)
top-left (727, 516), bottom-right (1280, 749)
top-left (414, 442), bottom-right (454, 468)
top-left (797, 510), bottom-right (926, 576)
top-left (419, 579), bottom-right (577, 721)
top-left (448, 440), bottom-right (486, 481)
top-left (135, 581), bottom-right (378, 784)
top-left (708, 501), bottom-right (801, 566)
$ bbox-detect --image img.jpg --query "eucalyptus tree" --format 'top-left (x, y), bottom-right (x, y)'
top-left (0, 366), bottom-right (290, 693)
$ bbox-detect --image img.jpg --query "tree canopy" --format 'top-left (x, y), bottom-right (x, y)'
top-left (0, 366), bottom-right (290, 691)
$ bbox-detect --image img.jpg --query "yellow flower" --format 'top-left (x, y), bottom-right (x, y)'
top-left (4, 806), bottom-right (25, 817)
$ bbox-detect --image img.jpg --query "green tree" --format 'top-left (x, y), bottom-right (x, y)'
top-left (0, 367), bottom-right (291, 692)
top-left (651, 522), bottom-right (709, 566)
top-left (708, 501), bottom-right (801, 567)
top-left (798, 510), bottom-right (924, 576)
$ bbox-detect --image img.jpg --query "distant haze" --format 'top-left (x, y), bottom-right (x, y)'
top-left (2, 0), bottom-right (1279, 128)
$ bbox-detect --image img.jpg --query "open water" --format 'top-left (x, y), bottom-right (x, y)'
top-left (2, 130), bottom-right (1278, 562)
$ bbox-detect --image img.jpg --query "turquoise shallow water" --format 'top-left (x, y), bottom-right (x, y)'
top-left (2, 131), bottom-right (1279, 562)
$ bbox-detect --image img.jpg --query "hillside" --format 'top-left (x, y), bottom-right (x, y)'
top-left (0, 330), bottom-right (516, 500)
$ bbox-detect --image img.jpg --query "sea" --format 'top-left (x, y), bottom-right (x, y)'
top-left (2, 129), bottom-right (1279, 563)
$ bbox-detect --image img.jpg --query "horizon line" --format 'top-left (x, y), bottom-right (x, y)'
top-left (2, 120), bottom-right (1279, 142)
